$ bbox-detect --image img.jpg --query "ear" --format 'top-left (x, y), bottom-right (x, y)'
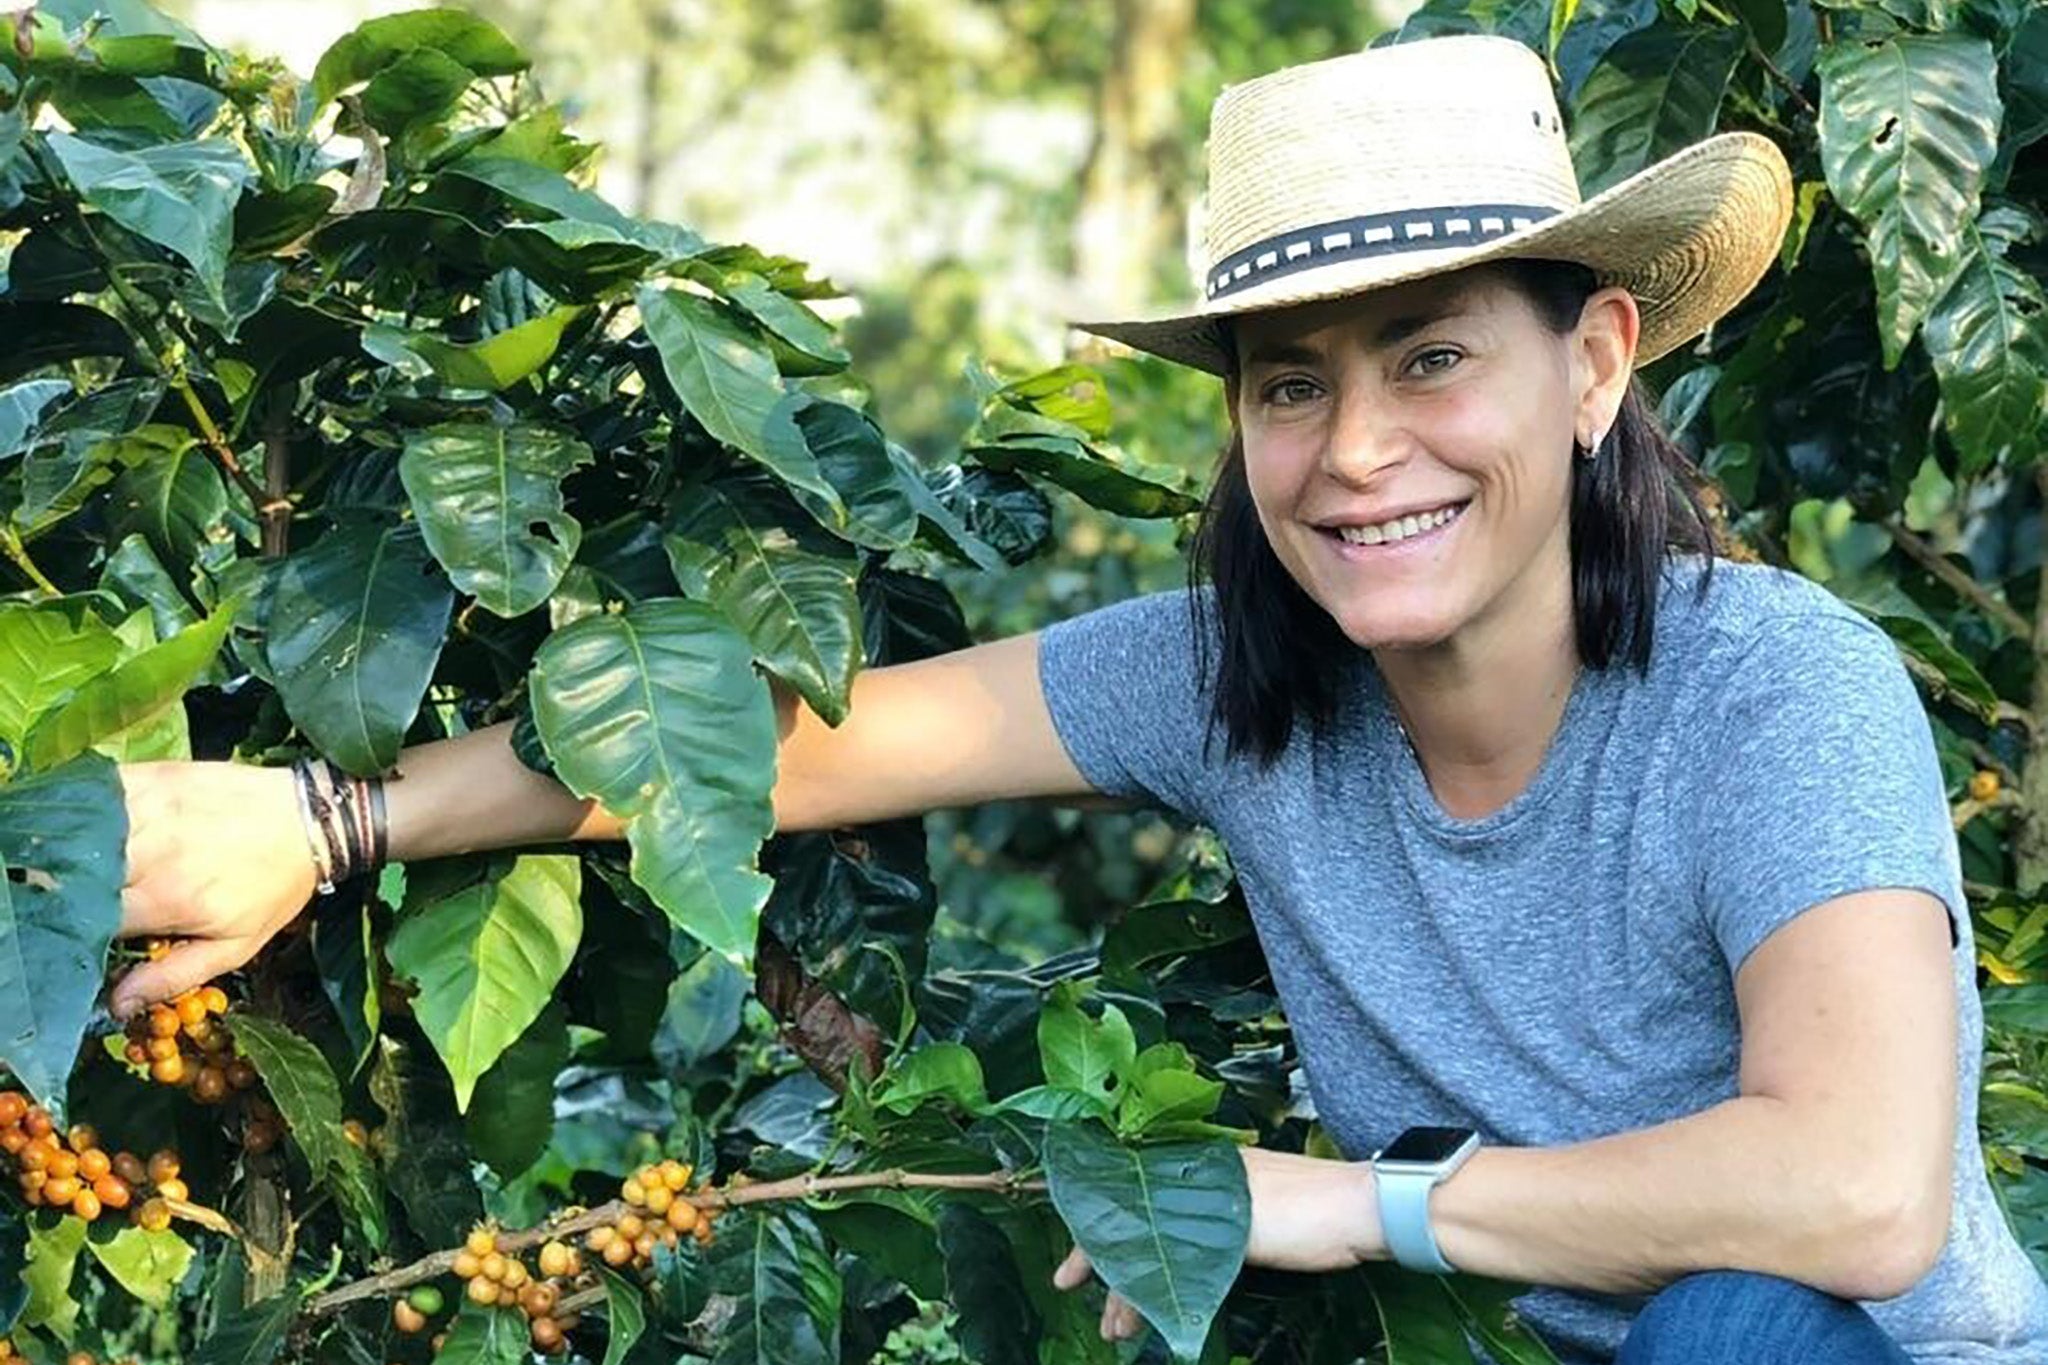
top-left (1574, 286), bottom-right (1639, 444)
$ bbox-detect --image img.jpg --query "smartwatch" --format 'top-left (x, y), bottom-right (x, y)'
top-left (1370, 1125), bottom-right (1480, 1274)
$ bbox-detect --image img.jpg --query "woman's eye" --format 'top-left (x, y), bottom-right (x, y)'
top-left (1408, 347), bottom-right (1461, 377)
top-left (1265, 378), bottom-right (1321, 406)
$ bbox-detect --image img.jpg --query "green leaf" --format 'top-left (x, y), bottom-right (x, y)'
top-left (965, 431), bottom-right (1199, 519)
top-left (357, 46), bottom-right (477, 136)
top-left (795, 399), bottom-right (921, 551)
top-left (387, 854), bottom-right (581, 1111)
top-left (1360, 1264), bottom-right (1483, 1364)
top-left (665, 479), bottom-right (862, 725)
top-left (598, 1268), bottom-right (648, 1365)
top-left (1819, 34), bottom-right (2004, 368)
top-left (188, 1288), bottom-right (299, 1365)
top-left (400, 422), bottom-right (592, 617)
top-left (86, 1227), bottom-right (193, 1309)
top-left (528, 600), bottom-right (777, 965)
top-left (264, 520), bottom-right (453, 775)
top-left (465, 1001), bottom-right (569, 1180)
top-left (937, 1205), bottom-right (1041, 1365)
top-left (1439, 1273), bottom-right (1564, 1365)
top-left (104, 440), bottom-right (229, 570)
top-left (1042, 1125), bottom-right (1249, 1363)
top-left (636, 286), bottom-right (844, 512)
top-left (0, 756), bottom-right (126, 1111)
top-left (1985, 985), bottom-right (2048, 1035)
top-left (421, 1300), bottom-right (528, 1365)
top-left (1117, 1058), bottom-right (1225, 1140)
top-left (685, 264), bottom-right (849, 375)
top-left (1566, 25), bottom-right (1744, 197)
top-left (0, 603), bottom-right (120, 754)
top-left (1038, 986), bottom-right (1137, 1105)
top-left (226, 1014), bottom-right (352, 1176)
top-left (45, 135), bottom-right (252, 307)
top-left (711, 1209), bottom-right (842, 1365)
top-left (312, 9), bottom-right (526, 108)
top-left (368, 1035), bottom-right (484, 1246)
top-left (1922, 207), bottom-right (2048, 473)
top-left (1856, 607), bottom-right (1999, 717)
top-left (0, 1218), bottom-right (24, 1332)
top-left (875, 1042), bottom-right (988, 1116)
top-left (653, 948), bottom-right (749, 1071)
top-left (0, 381), bottom-right (70, 461)
top-left (312, 901), bottom-right (380, 1076)
top-left (365, 306), bottom-right (586, 393)
top-left (19, 1217), bottom-right (85, 1338)
top-left (23, 603), bottom-right (232, 771)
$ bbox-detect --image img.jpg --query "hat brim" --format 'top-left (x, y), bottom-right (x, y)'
top-left (1072, 131), bottom-right (1794, 375)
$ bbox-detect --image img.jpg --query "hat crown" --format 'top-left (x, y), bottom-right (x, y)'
top-left (1201, 36), bottom-right (1581, 292)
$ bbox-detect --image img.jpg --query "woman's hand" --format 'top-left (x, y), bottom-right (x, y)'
top-left (109, 762), bottom-right (319, 1019)
top-left (1053, 1146), bottom-right (1385, 1342)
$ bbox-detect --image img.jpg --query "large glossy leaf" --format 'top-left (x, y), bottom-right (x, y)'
top-left (431, 1300), bottom-right (531, 1364)
top-left (0, 381), bottom-right (70, 461)
top-left (1038, 985), bottom-right (1137, 1105)
top-left (652, 949), bottom-right (749, 1072)
top-left (636, 286), bottom-right (844, 512)
top-left (1819, 34), bottom-right (2004, 367)
top-left (1566, 25), bottom-right (1743, 197)
top-left (20, 1215), bottom-right (85, 1337)
top-left (1042, 1124), bottom-right (1249, 1364)
top-left (685, 263), bottom-right (849, 375)
top-left (87, 1228), bottom-right (193, 1309)
top-left (1922, 207), bottom-right (2048, 473)
top-left (528, 600), bottom-right (777, 964)
top-left (23, 604), bottom-right (232, 771)
top-left (465, 1002), bottom-right (568, 1180)
top-left (311, 9), bottom-right (526, 108)
top-left (0, 304), bottom-right (134, 383)
top-left (965, 428), bottom-right (1199, 519)
top-left (0, 756), bottom-right (125, 1112)
top-left (665, 479), bottom-right (862, 725)
top-left (387, 854), bottom-right (581, 1111)
top-left (44, 135), bottom-right (252, 307)
top-left (0, 603), bottom-right (120, 754)
top-left (265, 520), bottom-right (454, 775)
top-left (598, 1268), bottom-right (648, 1365)
top-left (187, 1289), bottom-right (298, 1365)
top-left (795, 399), bottom-right (921, 551)
top-left (710, 1209), bottom-right (842, 1365)
top-left (937, 1205), bottom-right (1041, 1365)
top-left (365, 306), bottom-right (586, 393)
top-left (104, 433), bottom-right (230, 569)
top-left (400, 422), bottom-right (592, 617)
top-left (228, 1014), bottom-right (387, 1248)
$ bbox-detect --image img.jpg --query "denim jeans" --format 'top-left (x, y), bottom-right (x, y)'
top-left (1615, 1270), bottom-right (1914, 1364)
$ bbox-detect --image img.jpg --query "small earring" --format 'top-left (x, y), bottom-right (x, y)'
top-left (1579, 428), bottom-right (1606, 463)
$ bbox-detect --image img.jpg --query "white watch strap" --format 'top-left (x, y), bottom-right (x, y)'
top-left (1374, 1165), bottom-right (1457, 1274)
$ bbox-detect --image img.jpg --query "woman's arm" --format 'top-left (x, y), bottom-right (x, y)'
top-left (114, 631), bottom-right (1098, 1012)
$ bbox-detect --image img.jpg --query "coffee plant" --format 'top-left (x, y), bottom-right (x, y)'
top-left (0, 0), bottom-right (2044, 1363)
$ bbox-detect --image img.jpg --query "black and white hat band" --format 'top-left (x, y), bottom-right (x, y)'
top-left (1206, 203), bottom-right (1561, 300)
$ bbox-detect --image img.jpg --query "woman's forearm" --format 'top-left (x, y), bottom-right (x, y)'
top-left (383, 722), bottom-right (623, 863)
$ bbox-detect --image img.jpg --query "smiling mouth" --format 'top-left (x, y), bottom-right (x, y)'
top-left (1321, 500), bottom-right (1470, 547)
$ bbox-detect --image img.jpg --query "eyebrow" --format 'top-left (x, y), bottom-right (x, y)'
top-left (1239, 301), bottom-right (1477, 369)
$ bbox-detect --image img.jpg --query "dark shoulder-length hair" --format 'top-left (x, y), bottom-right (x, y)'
top-left (1188, 257), bottom-right (1717, 766)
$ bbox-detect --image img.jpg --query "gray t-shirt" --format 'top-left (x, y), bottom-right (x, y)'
top-left (1037, 559), bottom-right (2048, 1365)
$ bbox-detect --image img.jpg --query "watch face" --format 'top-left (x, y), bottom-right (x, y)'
top-left (1378, 1126), bottom-right (1476, 1165)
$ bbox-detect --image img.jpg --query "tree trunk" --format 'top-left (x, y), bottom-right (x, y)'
top-left (1072, 0), bottom-right (1199, 319)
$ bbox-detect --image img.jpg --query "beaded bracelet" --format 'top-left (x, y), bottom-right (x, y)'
top-left (290, 757), bottom-right (390, 893)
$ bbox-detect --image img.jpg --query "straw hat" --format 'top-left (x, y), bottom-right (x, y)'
top-left (1074, 34), bottom-right (1793, 374)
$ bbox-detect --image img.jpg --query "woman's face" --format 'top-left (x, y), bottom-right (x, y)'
top-left (1229, 266), bottom-right (1633, 656)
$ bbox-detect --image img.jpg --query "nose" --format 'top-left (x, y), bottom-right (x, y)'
top-left (1319, 383), bottom-right (1409, 489)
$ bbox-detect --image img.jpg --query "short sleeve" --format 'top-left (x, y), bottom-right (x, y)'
top-left (1036, 587), bottom-right (1220, 822)
top-left (1694, 612), bottom-right (1964, 976)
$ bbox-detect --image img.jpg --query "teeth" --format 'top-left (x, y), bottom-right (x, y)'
top-left (1334, 503), bottom-right (1462, 545)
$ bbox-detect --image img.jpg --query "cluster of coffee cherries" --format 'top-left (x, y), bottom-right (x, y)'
top-left (585, 1159), bottom-right (720, 1272)
top-left (0, 1348), bottom-right (127, 1365)
top-left (444, 1227), bottom-right (585, 1355)
top-left (118, 979), bottom-right (255, 1105)
top-left (0, 1091), bottom-right (185, 1229)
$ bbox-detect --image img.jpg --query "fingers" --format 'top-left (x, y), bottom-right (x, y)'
top-left (1100, 1292), bottom-right (1141, 1342)
top-left (110, 936), bottom-right (257, 1021)
top-left (1053, 1248), bottom-right (1143, 1342)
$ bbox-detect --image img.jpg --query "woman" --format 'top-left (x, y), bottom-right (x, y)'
top-left (109, 35), bottom-right (2047, 1365)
